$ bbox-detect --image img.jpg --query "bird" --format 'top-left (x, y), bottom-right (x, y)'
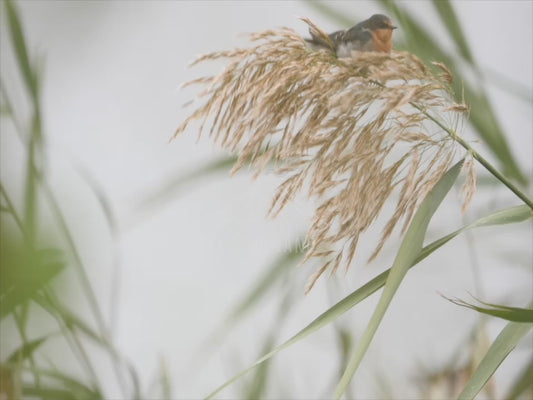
top-left (305, 14), bottom-right (397, 58)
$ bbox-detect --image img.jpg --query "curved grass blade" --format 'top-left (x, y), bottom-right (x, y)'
top-left (21, 367), bottom-right (102, 400)
top-left (333, 159), bottom-right (464, 399)
top-left (305, 1), bottom-right (355, 27)
top-left (22, 386), bottom-right (82, 400)
top-left (205, 201), bottom-right (530, 399)
top-left (33, 293), bottom-right (107, 346)
top-left (483, 68), bottom-right (533, 104)
top-left (307, 0), bottom-right (526, 183)
top-left (457, 319), bottom-right (533, 400)
top-left (375, 0), bottom-right (526, 184)
top-left (7, 335), bottom-right (53, 363)
top-left (446, 297), bottom-right (533, 323)
top-left (243, 289), bottom-right (294, 400)
top-left (0, 247), bottom-right (64, 319)
top-left (3, 0), bottom-right (37, 97)
top-left (157, 357), bottom-right (172, 400)
top-left (431, 0), bottom-right (474, 64)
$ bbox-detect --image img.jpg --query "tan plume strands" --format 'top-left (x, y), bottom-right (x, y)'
top-left (175, 19), bottom-right (473, 291)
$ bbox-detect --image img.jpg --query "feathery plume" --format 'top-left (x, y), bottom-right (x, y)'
top-left (174, 20), bottom-right (474, 291)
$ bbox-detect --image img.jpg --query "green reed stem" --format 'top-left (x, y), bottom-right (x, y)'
top-left (414, 104), bottom-right (533, 209)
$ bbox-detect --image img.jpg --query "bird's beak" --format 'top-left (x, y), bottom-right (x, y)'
top-left (390, 25), bottom-right (397, 30)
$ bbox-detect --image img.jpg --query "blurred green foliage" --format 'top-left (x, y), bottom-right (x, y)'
top-left (1, 1), bottom-right (531, 399)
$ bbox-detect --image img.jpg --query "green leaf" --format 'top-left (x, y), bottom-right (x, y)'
top-left (305, 1), bottom-right (356, 27)
top-left (23, 386), bottom-right (78, 400)
top-left (33, 293), bottom-right (107, 346)
top-left (457, 320), bottom-right (533, 400)
top-left (243, 333), bottom-right (276, 400)
top-left (21, 367), bottom-right (102, 400)
top-left (3, 0), bottom-right (37, 97)
top-left (6, 335), bottom-right (51, 363)
top-left (0, 246), bottom-right (65, 318)
top-left (205, 202), bottom-right (530, 399)
top-left (375, 0), bottom-right (526, 184)
top-left (334, 159), bottom-right (464, 399)
top-left (431, 0), bottom-right (474, 64)
top-left (446, 297), bottom-right (533, 323)
top-left (156, 357), bottom-right (172, 400)
top-left (23, 385), bottom-right (99, 400)
top-left (307, 0), bottom-right (527, 183)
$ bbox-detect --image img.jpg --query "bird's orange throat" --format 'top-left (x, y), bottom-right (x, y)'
top-left (371, 29), bottom-right (394, 53)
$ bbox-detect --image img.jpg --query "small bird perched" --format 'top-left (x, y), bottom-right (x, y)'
top-left (305, 14), bottom-right (397, 58)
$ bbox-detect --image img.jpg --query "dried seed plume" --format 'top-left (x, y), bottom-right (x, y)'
top-left (174, 19), bottom-right (474, 291)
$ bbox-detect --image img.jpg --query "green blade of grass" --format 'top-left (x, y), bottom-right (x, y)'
top-left (157, 357), bottom-right (172, 400)
top-left (205, 192), bottom-right (530, 398)
top-left (446, 297), bottom-right (533, 323)
top-left (3, 0), bottom-right (37, 97)
top-left (22, 386), bottom-right (83, 400)
top-left (376, 0), bottom-right (526, 184)
top-left (21, 367), bottom-right (103, 400)
top-left (308, 0), bottom-right (527, 184)
top-left (457, 319), bottom-right (533, 400)
top-left (431, 0), bottom-right (474, 64)
top-left (242, 288), bottom-right (295, 400)
top-left (0, 248), bottom-right (64, 318)
top-left (306, 1), bottom-right (355, 27)
top-left (5, 0), bottom-right (44, 249)
top-left (7, 335), bottom-right (52, 363)
top-left (33, 293), bottom-right (107, 346)
top-left (333, 159), bottom-right (464, 399)
top-left (431, 0), bottom-right (532, 104)
top-left (22, 385), bottom-right (99, 400)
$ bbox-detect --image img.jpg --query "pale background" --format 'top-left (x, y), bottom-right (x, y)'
top-left (1, 1), bottom-right (531, 399)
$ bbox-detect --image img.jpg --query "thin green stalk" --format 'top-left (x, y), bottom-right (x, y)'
top-left (0, 183), bottom-right (26, 239)
top-left (2, 184), bottom-right (40, 386)
top-left (369, 78), bottom-right (531, 208)
top-left (40, 290), bottom-right (101, 392)
top-left (13, 308), bottom-right (41, 387)
top-left (3, 57), bottom-right (130, 400)
top-left (2, 83), bottom-right (109, 339)
top-left (39, 173), bottom-right (130, 398)
top-left (413, 103), bottom-right (533, 209)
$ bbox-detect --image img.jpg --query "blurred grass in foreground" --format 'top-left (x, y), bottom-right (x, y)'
top-left (1, 1), bottom-right (531, 400)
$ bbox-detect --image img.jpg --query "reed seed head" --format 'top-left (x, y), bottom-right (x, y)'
top-left (174, 19), bottom-right (474, 291)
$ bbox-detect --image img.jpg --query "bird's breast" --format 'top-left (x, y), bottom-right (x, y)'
top-left (371, 29), bottom-right (393, 53)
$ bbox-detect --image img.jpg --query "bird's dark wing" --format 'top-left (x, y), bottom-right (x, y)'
top-left (306, 23), bottom-right (372, 54)
top-left (342, 25), bottom-right (372, 45)
top-left (328, 29), bottom-right (347, 45)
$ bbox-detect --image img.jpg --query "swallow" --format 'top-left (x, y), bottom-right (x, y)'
top-left (305, 14), bottom-right (397, 58)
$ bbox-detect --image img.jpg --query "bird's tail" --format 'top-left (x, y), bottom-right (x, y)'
top-left (301, 17), bottom-right (335, 53)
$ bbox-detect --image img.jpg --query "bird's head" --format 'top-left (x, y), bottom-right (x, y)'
top-left (365, 14), bottom-right (397, 32)
top-left (364, 14), bottom-right (397, 53)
